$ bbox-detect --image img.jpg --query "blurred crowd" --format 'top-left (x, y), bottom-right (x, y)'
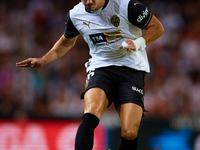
top-left (0, 0), bottom-right (199, 120)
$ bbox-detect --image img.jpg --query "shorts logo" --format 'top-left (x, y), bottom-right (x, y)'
top-left (111, 15), bottom-right (120, 27)
top-left (132, 86), bottom-right (143, 95)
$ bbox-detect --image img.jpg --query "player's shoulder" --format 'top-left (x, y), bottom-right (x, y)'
top-left (115, 0), bottom-right (131, 18)
top-left (129, 0), bottom-right (138, 4)
top-left (128, 0), bottom-right (148, 9)
top-left (128, 0), bottom-right (144, 5)
top-left (70, 2), bottom-right (85, 17)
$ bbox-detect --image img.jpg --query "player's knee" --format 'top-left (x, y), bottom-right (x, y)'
top-left (84, 104), bottom-right (103, 119)
top-left (121, 128), bottom-right (138, 140)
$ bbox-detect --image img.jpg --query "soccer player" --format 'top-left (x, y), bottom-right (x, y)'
top-left (16, 0), bottom-right (164, 149)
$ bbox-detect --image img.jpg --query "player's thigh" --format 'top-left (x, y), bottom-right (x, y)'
top-left (117, 103), bottom-right (143, 139)
top-left (84, 87), bottom-right (109, 119)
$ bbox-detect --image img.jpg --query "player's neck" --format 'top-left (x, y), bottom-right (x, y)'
top-left (86, 0), bottom-right (109, 14)
top-left (95, 0), bottom-right (106, 10)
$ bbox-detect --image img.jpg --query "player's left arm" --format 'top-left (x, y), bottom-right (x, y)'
top-left (120, 0), bottom-right (164, 51)
top-left (142, 15), bottom-right (164, 45)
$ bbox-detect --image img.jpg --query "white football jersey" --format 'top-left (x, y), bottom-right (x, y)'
top-left (67, 0), bottom-right (151, 72)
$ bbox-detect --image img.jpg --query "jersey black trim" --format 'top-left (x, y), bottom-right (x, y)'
top-left (128, 0), bottom-right (152, 29)
top-left (64, 13), bottom-right (80, 38)
top-left (103, 0), bottom-right (109, 10)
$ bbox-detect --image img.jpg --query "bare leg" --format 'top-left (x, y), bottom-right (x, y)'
top-left (84, 88), bottom-right (109, 119)
top-left (117, 103), bottom-right (143, 150)
top-left (75, 88), bottom-right (109, 150)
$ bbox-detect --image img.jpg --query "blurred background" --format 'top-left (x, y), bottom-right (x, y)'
top-left (0, 0), bottom-right (200, 149)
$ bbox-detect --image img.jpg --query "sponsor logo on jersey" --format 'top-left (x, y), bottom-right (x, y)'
top-left (111, 15), bottom-right (120, 27)
top-left (83, 22), bottom-right (90, 28)
top-left (132, 86), bottom-right (144, 95)
top-left (104, 30), bottom-right (122, 42)
top-left (137, 8), bottom-right (149, 22)
top-left (89, 30), bottom-right (123, 44)
top-left (89, 33), bottom-right (107, 44)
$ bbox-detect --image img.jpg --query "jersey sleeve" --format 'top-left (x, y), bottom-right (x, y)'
top-left (64, 13), bottom-right (80, 38)
top-left (128, 0), bottom-right (152, 29)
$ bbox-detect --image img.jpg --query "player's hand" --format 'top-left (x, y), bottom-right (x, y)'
top-left (119, 39), bottom-right (136, 51)
top-left (16, 58), bottom-right (44, 68)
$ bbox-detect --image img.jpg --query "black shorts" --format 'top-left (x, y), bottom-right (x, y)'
top-left (81, 66), bottom-right (147, 111)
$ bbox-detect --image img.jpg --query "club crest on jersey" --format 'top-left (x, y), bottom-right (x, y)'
top-left (111, 15), bottom-right (120, 27)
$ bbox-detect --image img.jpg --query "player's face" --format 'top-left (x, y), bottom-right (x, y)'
top-left (82, 0), bottom-right (105, 11)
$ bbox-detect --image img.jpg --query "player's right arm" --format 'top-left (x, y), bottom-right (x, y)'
top-left (16, 35), bottom-right (78, 68)
top-left (16, 12), bottom-right (80, 68)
